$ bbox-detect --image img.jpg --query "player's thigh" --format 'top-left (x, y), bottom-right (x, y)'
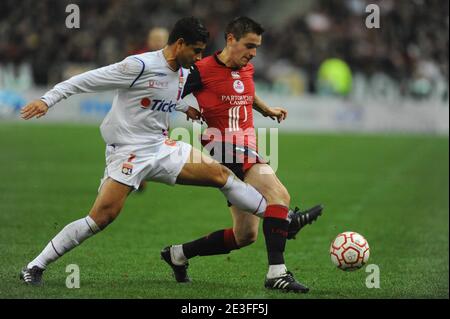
top-left (176, 147), bottom-right (230, 187)
top-left (89, 178), bottom-right (132, 228)
top-left (230, 206), bottom-right (260, 246)
top-left (244, 163), bottom-right (290, 205)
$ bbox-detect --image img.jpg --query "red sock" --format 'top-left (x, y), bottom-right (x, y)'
top-left (264, 205), bottom-right (289, 219)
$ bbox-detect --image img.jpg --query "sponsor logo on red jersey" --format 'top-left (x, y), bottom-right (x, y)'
top-left (221, 95), bottom-right (253, 106)
top-left (231, 71), bottom-right (241, 79)
top-left (233, 80), bottom-right (245, 94)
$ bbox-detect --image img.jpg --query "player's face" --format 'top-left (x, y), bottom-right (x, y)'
top-left (229, 32), bottom-right (262, 68)
top-left (177, 41), bottom-right (206, 68)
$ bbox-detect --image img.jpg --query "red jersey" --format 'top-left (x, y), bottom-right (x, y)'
top-left (182, 52), bottom-right (257, 149)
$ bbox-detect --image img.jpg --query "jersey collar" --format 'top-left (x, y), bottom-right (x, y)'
top-left (214, 51), bottom-right (241, 70)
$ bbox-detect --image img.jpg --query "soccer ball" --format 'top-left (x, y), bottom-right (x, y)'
top-left (330, 231), bottom-right (370, 271)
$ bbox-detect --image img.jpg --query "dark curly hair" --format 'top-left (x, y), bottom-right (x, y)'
top-left (168, 17), bottom-right (209, 45)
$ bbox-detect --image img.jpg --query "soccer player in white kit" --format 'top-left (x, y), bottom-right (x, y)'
top-left (19, 17), bottom-right (271, 286)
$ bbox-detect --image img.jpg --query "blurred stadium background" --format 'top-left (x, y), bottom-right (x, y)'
top-left (1, 0), bottom-right (448, 131)
top-left (0, 0), bottom-right (448, 299)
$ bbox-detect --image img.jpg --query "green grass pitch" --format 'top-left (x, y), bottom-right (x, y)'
top-left (0, 123), bottom-right (448, 298)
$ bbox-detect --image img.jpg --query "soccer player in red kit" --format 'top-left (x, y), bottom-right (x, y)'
top-left (161, 17), bottom-right (323, 293)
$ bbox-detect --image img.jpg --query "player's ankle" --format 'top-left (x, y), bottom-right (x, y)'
top-left (171, 245), bottom-right (188, 265)
top-left (27, 261), bottom-right (46, 270)
top-left (266, 264), bottom-right (287, 279)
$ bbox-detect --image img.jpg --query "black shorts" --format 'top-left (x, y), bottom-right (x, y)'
top-left (202, 141), bottom-right (267, 208)
top-left (204, 141), bottom-right (267, 180)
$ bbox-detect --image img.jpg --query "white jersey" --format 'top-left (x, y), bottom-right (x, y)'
top-left (41, 50), bottom-right (189, 145)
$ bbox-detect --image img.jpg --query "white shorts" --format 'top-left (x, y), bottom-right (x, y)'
top-left (99, 139), bottom-right (192, 191)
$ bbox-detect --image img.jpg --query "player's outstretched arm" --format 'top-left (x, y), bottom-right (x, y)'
top-left (253, 94), bottom-right (288, 123)
top-left (34, 57), bottom-right (144, 111)
top-left (20, 100), bottom-right (49, 120)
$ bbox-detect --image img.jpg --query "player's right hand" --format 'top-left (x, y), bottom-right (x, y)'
top-left (20, 100), bottom-right (49, 120)
top-left (185, 106), bottom-right (202, 122)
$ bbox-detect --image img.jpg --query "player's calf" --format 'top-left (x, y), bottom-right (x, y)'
top-left (265, 186), bottom-right (291, 207)
top-left (230, 207), bottom-right (259, 247)
top-left (234, 230), bottom-right (257, 247)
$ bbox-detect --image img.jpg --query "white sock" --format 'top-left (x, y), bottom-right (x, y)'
top-left (267, 264), bottom-right (288, 279)
top-left (27, 216), bottom-right (100, 269)
top-left (170, 245), bottom-right (187, 265)
top-left (220, 175), bottom-right (267, 215)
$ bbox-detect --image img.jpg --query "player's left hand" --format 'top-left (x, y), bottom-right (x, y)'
top-left (264, 107), bottom-right (288, 123)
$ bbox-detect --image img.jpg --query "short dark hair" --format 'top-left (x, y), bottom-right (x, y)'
top-left (224, 17), bottom-right (264, 41)
top-left (168, 17), bottom-right (209, 45)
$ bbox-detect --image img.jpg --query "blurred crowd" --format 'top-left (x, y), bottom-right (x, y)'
top-left (0, 0), bottom-right (448, 100)
top-left (261, 0), bottom-right (449, 99)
